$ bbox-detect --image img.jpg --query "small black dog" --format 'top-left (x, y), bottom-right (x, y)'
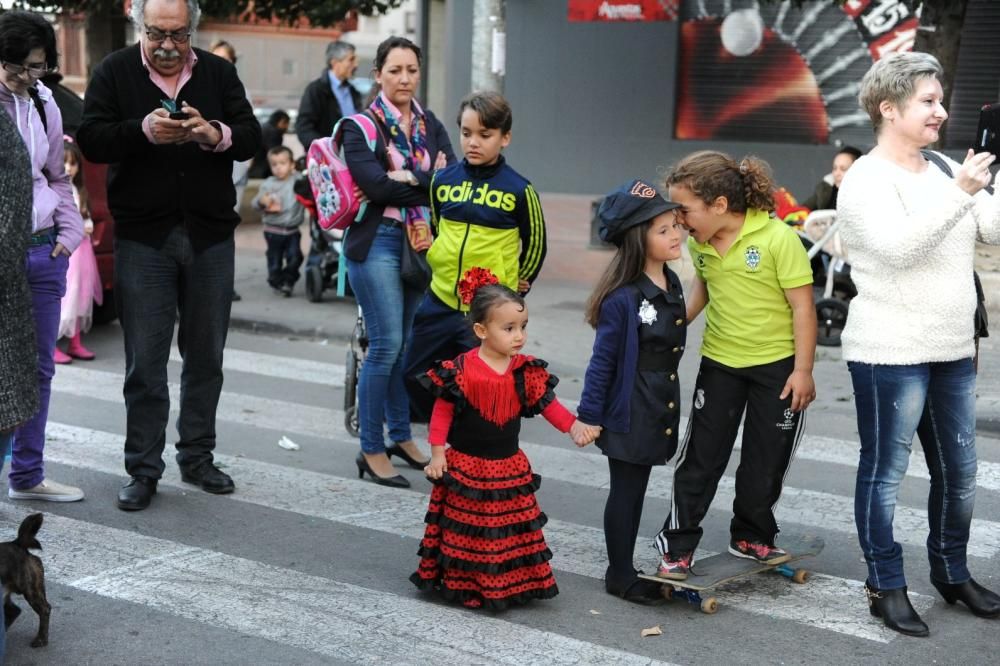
top-left (0, 513), bottom-right (50, 647)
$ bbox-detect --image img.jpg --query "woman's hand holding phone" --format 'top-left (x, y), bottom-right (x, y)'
top-left (956, 149), bottom-right (996, 196)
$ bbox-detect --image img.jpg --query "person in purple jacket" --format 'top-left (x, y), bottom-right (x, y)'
top-left (576, 180), bottom-right (686, 604)
top-left (0, 10), bottom-right (85, 502)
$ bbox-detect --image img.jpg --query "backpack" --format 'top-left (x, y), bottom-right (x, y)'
top-left (306, 112), bottom-right (379, 231)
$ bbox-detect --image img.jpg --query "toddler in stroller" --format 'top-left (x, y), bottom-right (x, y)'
top-left (798, 210), bottom-right (855, 347)
top-left (293, 164), bottom-right (348, 301)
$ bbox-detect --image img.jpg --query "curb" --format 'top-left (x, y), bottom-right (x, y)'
top-left (228, 316), bottom-right (351, 341)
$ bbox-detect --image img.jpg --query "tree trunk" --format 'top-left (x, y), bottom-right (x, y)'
top-left (913, 0), bottom-right (968, 147)
top-left (85, 5), bottom-right (129, 77)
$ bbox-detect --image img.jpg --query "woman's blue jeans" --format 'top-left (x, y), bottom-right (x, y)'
top-left (345, 224), bottom-right (423, 454)
top-left (849, 359), bottom-right (977, 590)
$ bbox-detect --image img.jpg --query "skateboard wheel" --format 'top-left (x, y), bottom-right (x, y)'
top-left (700, 598), bottom-right (718, 614)
top-left (660, 585), bottom-right (673, 600)
top-left (792, 569), bottom-right (810, 584)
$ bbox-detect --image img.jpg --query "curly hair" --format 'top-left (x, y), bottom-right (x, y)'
top-left (665, 150), bottom-right (775, 213)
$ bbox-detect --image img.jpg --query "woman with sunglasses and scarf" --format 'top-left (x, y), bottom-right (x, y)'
top-left (343, 36), bottom-right (455, 488)
top-left (0, 10), bottom-right (85, 503)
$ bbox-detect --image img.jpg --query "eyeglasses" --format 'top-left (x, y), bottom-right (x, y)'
top-left (144, 26), bottom-right (191, 44)
top-left (1, 61), bottom-right (56, 78)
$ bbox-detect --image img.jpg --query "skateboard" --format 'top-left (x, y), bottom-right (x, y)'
top-left (638, 533), bottom-right (825, 614)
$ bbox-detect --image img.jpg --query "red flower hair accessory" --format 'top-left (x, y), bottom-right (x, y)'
top-left (458, 267), bottom-right (499, 305)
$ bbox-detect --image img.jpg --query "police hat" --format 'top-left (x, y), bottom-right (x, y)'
top-left (598, 180), bottom-right (681, 246)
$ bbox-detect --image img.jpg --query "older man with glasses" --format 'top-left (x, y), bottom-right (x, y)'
top-left (77, 0), bottom-right (261, 512)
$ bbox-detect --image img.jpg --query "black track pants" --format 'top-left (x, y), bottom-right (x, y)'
top-left (656, 355), bottom-right (806, 556)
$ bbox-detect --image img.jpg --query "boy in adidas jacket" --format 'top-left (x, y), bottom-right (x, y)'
top-left (402, 91), bottom-right (547, 422)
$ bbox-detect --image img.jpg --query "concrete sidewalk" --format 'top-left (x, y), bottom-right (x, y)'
top-left (229, 192), bottom-right (659, 342)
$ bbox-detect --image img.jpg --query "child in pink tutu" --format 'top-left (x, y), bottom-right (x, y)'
top-left (54, 138), bottom-right (103, 364)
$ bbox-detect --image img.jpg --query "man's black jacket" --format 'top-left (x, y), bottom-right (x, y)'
top-left (295, 71), bottom-right (362, 150)
top-left (77, 45), bottom-right (260, 249)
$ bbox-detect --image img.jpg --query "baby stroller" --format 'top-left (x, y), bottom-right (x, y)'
top-left (293, 171), bottom-right (347, 302)
top-left (304, 220), bottom-right (347, 302)
top-left (799, 210), bottom-right (855, 347)
top-left (343, 303), bottom-right (367, 437)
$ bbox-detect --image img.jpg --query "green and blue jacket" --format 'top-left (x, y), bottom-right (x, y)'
top-left (427, 156), bottom-right (546, 310)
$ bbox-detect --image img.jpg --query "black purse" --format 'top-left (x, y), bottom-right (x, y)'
top-left (400, 227), bottom-right (432, 291)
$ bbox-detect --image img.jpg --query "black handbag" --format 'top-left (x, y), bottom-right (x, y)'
top-left (974, 271), bottom-right (989, 339)
top-left (400, 226), bottom-right (432, 291)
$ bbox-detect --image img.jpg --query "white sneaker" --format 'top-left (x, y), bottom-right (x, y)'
top-left (8, 479), bottom-right (85, 502)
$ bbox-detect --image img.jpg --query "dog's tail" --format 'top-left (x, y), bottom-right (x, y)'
top-left (16, 513), bottom-right (43, 550)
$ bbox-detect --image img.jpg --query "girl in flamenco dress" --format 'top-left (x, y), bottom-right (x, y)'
top-left (54, 138), bottom-right (102, 364)
top-left (410, 269), bottom-right (597, 609)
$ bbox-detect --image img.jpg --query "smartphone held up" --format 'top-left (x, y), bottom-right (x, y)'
top-left (974, 103), bottom-right (1000, 157)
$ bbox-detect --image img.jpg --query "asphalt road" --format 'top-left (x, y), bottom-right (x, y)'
top-left (5, 271), bottom-right (1000, 665)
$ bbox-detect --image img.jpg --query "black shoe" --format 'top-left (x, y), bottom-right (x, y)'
top-left (386, 442), bottom-right (430, 470)
top-left (607, 573), bottom-right (667, 606)
top-left (931, 577), bottom-right (1000, 618)
top-left (865, 583), bottom-right (929, 637)
top-left (356, 453), bottom-right (410, 488)
top-left (180, 462), bottom-right (235, 494)
top-left (117, 476), bottom-right (158, 511)
top-left (232, 290), bottom-right (242, 302)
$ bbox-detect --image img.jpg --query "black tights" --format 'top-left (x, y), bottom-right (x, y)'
top-left (604, 457), bottom-right (656, 591)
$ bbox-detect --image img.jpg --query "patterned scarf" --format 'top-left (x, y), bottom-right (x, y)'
top-left (369, 92), bottom-right (432, 247)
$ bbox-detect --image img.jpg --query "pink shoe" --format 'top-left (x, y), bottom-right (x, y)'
top-left (54, 347), bottom-right (72, 364)
top-left (66, 333), bottom-right (96, 360)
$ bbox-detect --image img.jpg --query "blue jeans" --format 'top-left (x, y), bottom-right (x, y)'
top-left (263, 231), bottom-right (304, 289)
top-left (345, 224), bottom-right (422, 454)
top-left (849, 359), bottom-right (977, 590)
top-left (115, 228), bottom-right (235, 478)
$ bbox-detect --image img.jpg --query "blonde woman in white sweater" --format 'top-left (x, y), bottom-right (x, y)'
top-left (838, 52), bottom-right (1000, 637)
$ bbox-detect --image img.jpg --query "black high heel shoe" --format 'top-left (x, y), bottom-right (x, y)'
top-left (931, 577), bottom-right (1000, 618)
top-left (865, 583), bottom-right (929, 637)
top-left (386, 442), bottom-right (430, 470)
top-left (356, 453), bottom-right (410, 488)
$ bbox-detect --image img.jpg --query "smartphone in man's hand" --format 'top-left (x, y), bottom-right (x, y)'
top-left (974, 103), bottom-right (1000, 156)
top-left (169, 112), bottom-right (190, 121)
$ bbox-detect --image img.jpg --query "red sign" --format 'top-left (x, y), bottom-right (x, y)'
top-left (567, 0), bottom-right (679, 22)
top-left (842, 0), bottom-right (918, 59)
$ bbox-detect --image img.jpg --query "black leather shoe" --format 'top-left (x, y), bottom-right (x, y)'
top-left (866, 583), bottom-right (929, 637)
top-left (609, 576), bottom-right (667, 606)
top-left (356, 453), bottom-right (410, 488)
top-left (180, 462), bottom-right (235, 494)
top-left (931, 577), bottom-right (1000, 618)
top-left (386, 442), bottom-right (430, 469)
top-left (117, 476), bottom-right (158, 511)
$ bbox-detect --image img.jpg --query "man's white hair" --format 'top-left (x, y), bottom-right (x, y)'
top-left (130, 0), bottom-right (202, 31)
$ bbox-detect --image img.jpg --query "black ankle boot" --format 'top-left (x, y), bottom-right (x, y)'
top-left (865, 583), bottom-right (929, 637)
top-left (931, 578), bottom-right (1000, 618)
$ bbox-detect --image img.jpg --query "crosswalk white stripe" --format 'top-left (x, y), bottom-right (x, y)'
top-left (169, 346), bottom-right (345, 387)
top-left (0, 507), bottom-right (671, 666)
top-left (50, 365), bottom-right (1000, 559)
top-left (44, 422), bottom-right (931, 643)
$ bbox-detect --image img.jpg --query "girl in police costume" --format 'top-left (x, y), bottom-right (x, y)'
top-left (576, 180), bottom-right (687, 604)
top-left (654, 151), bottom-right (816, 579)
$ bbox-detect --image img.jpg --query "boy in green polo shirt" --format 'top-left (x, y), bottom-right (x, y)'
top-left (653, 151), bottom-right (816, 580)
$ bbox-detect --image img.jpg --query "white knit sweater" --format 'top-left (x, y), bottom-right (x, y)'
top-left (837, 153), bottom-right (1000, 364)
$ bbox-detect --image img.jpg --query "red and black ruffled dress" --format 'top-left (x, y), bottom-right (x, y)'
top-left (409, 349), bottom-right (576, 609)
